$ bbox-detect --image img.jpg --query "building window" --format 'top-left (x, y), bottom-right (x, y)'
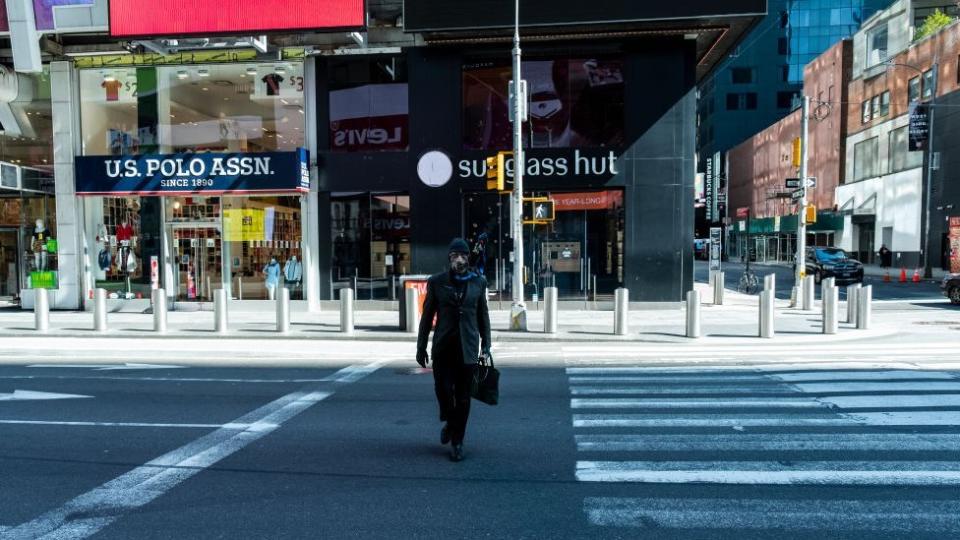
top-left (462, 58), bottom-right (624, 150)
top-left (328, 56), bottom-right (408, 153)
top-left (867, 26), bottom-right (888, 67)
top-left (879, 91), bottom-right (890, 117)
top-left (777, 91), bottom-right (796, 109)
top-left (908, 76), bottom-right (921, 103)
top-left (853, 137), bottom-right (879, 181)
top-left (731, 67), bottom-right (756, 84)
top-left (861, 100), bottom-right (872, 124)
top-left (922, 69), bottom-right (935, 99)
top-left (889, 126), bottom-right (924, 174)
top-left (871, 95), bottom-right (881, 118)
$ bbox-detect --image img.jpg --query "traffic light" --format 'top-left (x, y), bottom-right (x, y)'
top-left (792, 137), bottom-right (803, 168)
top-left (804, 204), bottom-right (817, 225)
top-left (486, 151), bottom-right (511, 191)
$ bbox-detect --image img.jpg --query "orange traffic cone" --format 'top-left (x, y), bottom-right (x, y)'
top-left (883, 271), bottom-right (891, 283)
top-left (899, 268), bottom-right (908, 283)
top-left (912, 268), bottom-right (921, 283)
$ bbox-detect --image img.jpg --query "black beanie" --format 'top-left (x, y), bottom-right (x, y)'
top-left (448, 238), bottom-right (470, 254)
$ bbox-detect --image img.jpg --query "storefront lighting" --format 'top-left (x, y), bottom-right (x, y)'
top-left (103, 74), bottom-right (116, 82)
top-left (198, 69), bottom-right (210, 77)
top-left (173, 201), bottom-right (181, 210)
top-left (202, 87), bottom-right (209, 91)
top-left (176, 70), bottom-right (189, 80)
top-left (275, 66), bottom-right (286, 74)
top-left (246, 66), bottom-right (258, 76)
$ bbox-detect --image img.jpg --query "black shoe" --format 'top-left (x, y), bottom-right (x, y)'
top-left (450, 443), bottom-right (464, 462)
top-left (440, 424), bottom-right (450, 445)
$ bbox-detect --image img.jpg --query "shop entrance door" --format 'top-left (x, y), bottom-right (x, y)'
top-left (0, 228), bottom-right (20, 299)
top-left (169, 225), bottom-right (222, 302)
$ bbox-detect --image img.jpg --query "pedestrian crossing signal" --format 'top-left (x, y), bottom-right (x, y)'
top-left (523, 199), bottom-right (555, 223)
top-left (486, 151), bottom-right (511, 191)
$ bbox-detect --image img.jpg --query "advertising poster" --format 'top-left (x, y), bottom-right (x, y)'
top-left (223, 208), bottom-right (265, 242)
top-left (950, 216), bottom-right (960, 274)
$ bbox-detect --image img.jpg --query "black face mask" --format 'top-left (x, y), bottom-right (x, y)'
top-left (449, 253), bottom-right (468, 275)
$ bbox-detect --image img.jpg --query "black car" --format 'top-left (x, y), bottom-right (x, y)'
top-left (942, 273), bottom-right (960, 305)
top-left (805, 247), bottom-right (864, 285)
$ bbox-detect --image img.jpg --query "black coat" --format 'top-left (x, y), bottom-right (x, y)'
top-left (417, 271), bottom-right (492, 365)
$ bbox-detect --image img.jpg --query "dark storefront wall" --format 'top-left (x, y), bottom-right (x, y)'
top-left (315, 39), bottom-right (696, 302)
top-left (929, 89), bottom-right (960, 271)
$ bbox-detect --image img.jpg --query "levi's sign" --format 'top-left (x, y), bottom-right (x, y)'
top-left (75, 149), bottom-right (309, 196)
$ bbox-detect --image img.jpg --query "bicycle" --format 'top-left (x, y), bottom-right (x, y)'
top-left (737, 261), bottom-right (761, 295)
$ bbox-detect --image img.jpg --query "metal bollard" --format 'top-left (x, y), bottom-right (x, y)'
top-left (94, 288), bottom-right (108, 333)
top-left (801, 276), bottom-right (815, 311)
top-left (713, 273), bottom-right (725, 305)
top-left (340, 287), bottom-right (354, 334)
top-left (685, 290), bottom-right (701, 338)
top-left (404, 287), bottom-right (419, 333)
top-left (764, 273), bottom-right (776, 292)
top-left (857, 284), bottom-right (872, 330)
top-left (614, 287), bottom-right (628, 335)
top-left (846, 284), bottom-right (861, 325)
top-left (34, 287), bottom-right (50, 332)
top-left (760, 289), bottom-right (775, 338)
top-left (276, 287), bottom-right (290, 334)
top-left (790, 286), bottom-right (799, 308)
top-left (152, 288), bottom-right (167, 333)
top-left (822, 284), bottom-right (838, 335)
top-left (214, 289), bottom-right (228, 334)
top-left (824, 277), bottom-right (836, 290)
top-left (544, 286), bottom-right (558, 334)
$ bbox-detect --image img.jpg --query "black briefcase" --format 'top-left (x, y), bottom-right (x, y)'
top-left (472, 353), bottom-right (499, 405)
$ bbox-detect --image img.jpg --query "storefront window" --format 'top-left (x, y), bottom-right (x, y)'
top-left (328, 57), bottom-right (408, 152)
top-left (463, 58), bottom-right (625, 150)
top-left (331, 192), bottom-right (410, 299)
top-left (222, 196), bottom-right (303, 300)
top-left (0, 68), bottom-right (53, 170)
top-left (79, 62), bottom-right (305, 155)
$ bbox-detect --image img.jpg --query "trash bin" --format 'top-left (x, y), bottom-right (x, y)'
top-left (398, 274), bottom-right (431, 330)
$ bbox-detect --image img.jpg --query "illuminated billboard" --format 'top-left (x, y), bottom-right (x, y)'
top-left (109, 0), bottom-right (364, 37)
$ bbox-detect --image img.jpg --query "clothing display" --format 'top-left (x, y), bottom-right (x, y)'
top-left (283, 256), bottom-right (302, 283)
top-left (115, 222), bottom-right (133, 242)
top-left (262, 74), bottom-right (284, 96)
top-left (98, 249), bottom-right (112, 271)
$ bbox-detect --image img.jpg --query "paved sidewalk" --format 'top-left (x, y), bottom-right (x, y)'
top-left (0, 283), bottom-right (894, 345)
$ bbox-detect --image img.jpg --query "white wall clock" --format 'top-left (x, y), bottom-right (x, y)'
top-left (417, 150), bottom-right (453, 188)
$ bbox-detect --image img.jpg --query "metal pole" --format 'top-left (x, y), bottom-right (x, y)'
top-left (544, 286), bottom-right (558, 334)
top-left (923, 61), bottom-right (939, 279)
top-left (802, 276), bottom-right (815, 311)
top-left (276, 287), bottom-right (290, 334)
top-left (34, 288), bottom-right (49, 332)
top-left (713, 272), bottom-right (725, 305)
top-left (796, 95), bottom-right (809, 289)
top-left (614, 287), bottom-right (628, 335)
top-left (592, 274), bottom-right (597, 303)
top-left (760, 289), bottom-right (775, 338)
top-left (94, 288), bottom-right (107, 333)
top-left (340, 287), bottom-right (354, 334)
top-left (390, 275), bottom-right (396, 301)
top-left (846, 283), bottom-right (861, 325)
top-left (509, 0), bottom-right (527, 331)
top-left (152, 288), bottom-right (167, 333)
top-left (404, 287), bottom-right (419, 334)
top-left (857, 284), bottom-right (872, 330)
top-left (685, 290), bottom-right (701, 338)
top-left (236, 276), bottom-right (242, 300)
top-left (214, 289), bottom-right (228, 334)
top-left (823, 283), bottom-right (838, 335)
top-left (764, 273), bottom-right (775, 293)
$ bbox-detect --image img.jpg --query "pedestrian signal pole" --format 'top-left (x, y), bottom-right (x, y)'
top-left (795, 95), bottom-right (810, 288)
top-left (509, 0), bottom-right (527, 331)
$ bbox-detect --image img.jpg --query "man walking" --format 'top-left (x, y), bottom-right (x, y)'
top-left (417, 238), bottom-right (492, 462)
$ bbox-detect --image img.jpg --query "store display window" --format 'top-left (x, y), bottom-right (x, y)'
top-left (222, 196), bottom-right (303, 300)
top-left (328, 56), bottom-right (408, 153)
top-left (331, 192), bottom-right (410, 299)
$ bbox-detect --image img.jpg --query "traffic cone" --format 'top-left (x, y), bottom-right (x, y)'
top-left (912, 268), bottom-right (921, 283)
top-left (899, 268), bottom-right (907, 283)
top-left (883, 271), bottom-right (891, 283)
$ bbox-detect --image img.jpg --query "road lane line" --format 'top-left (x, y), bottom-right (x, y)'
top-left (576, 461), bottom-right (960, 485)
top-left (570, 398), bottom-right (826, 410)
top-left (575, 433), bottom-right (960, 452)
top-left (0, 420), bottom-right (243, 428)
top-left (584, 497), bottom-right (960, 531)
top-left (570, 386), bottom-right (801, 395)
top-left (4, 361), bottom-right (384, 540)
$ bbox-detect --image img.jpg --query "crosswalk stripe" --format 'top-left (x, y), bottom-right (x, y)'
top-left (820, 394), bottom-right (960, 408)
top-left (570, 386), bottom-right (798, 395)
top-left (584, 497), bottom-right (960, 531)
top-left (576, 461), bottom-right (960, 485)
top-left (569, 375), bottom-right (775, 383)
top-left (792, 382), bottom-right (960, 392)
top-left (573, 414), bottom-right (851, 428)
top-left (575, 433), bottom-right (960, 452)
top-left (570, 398), bottom-right (826, 409)
top-left (772, 371), bottom-right (960, 382)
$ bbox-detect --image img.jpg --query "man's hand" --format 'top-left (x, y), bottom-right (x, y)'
top-left (416, 349), bottom-right (429, 368)
top-left (480, 349), bottom-right (492, 364)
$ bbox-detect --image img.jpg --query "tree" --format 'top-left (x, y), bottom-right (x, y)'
top-left (915, 9), bottom-right (954, 41)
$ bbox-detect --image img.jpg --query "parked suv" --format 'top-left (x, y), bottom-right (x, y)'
top-left (805, 247), bottom-right (864, 285)
top-left (943, 273), bottom-right (960, 305)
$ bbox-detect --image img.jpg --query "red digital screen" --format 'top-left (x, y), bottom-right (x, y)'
top-left (110, 0), bottom-right (364, 37)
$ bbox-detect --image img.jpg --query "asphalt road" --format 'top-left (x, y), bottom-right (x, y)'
top-left (2, 343), bottom-right (960, 539)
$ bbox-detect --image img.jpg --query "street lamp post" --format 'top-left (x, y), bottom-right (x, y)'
top-left (509, 0), bottom-right (527, 330)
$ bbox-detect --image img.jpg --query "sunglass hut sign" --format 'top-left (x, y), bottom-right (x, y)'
top-left (459, 150), bottom-right (619, 179)
top-left (75, 149), bottom-right (310, 195)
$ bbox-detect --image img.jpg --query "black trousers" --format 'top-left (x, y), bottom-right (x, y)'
top-left (433, 359), bottom-right (476, 445)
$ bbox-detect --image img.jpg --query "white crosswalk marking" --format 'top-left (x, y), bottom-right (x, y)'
top-left (567, 362), bottom-right (960, 533)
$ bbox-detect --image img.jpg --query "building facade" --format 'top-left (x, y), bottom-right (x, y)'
top-left (0, 0), bottom-right (765, 309)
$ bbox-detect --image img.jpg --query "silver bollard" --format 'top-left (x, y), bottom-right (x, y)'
top-left (614, 287), bottom-right (629, 335)
top-left (276, 287), bottom-right (290, 334)
top-left (802, 276), bottom-right (815, 310)
top-left (824, 277), bottom-right (836, 290)
top-left (340, 287), bottom-right (354, 334)
top-left (846, 284), bottom-right (861, 325)
top-left (713, 273), bottom-right (725, 305)
top-left (685, 290), bottom-right (701, 338)
top-left (214, 289), bottom-right (228, 334)
top-left (822, 284), bottom-right (838, 335)
top-left (790, 286), bottom-right (799, 308)
top-left (94, 288), bottom-right (108, 333)
top-left (759, 289), bottom-right (775, 338)
top-left (764, 273), bottom-right (776, 292)
top-left (152, 288), bottom-right (167, 333)
top-left (404, 287), bottom-right (420, 334)
top-left (544, 286), bottom-right (558, 334)
top-left (857, 284), bottom-right (872, 330)
top-left (34, 287), bottom-right (50, 332)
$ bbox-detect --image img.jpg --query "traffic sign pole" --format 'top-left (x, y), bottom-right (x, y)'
top-left (795, 95), bottom-right (809, 288)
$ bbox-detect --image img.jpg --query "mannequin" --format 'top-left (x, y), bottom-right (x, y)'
top-left (32, 219), bottom-right (49, 271)
top-left (262, 255), bottom-right (280, 300)
top-left (283, 255), bottom-right (302, 287)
